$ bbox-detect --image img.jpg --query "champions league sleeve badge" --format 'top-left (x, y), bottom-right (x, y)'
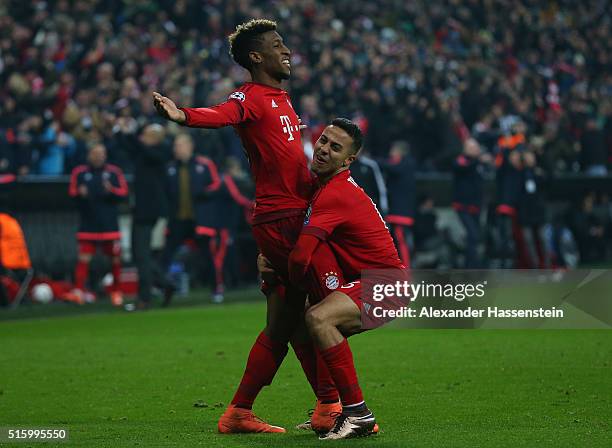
top-left (229, 91), bottom-right (246, 102)
top-left (304, 205), bottom-right (312, 225)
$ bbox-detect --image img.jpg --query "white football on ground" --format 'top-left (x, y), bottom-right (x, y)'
top-left (32, 283), bottom-right (54, 304)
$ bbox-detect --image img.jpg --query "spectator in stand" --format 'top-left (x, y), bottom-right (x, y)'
top-left (380, 141), bottom-right (416, 267)
top-left (452, 138), bottom-right (493, 268)
top-left (68, 143), bottom-right (128, 305)
top-left (164, 133), bottom-right (221, 296)
top-left (2, 1), bottom-right (610, 176)
top-left (38, 120), bottom-right (76, 175)
top-left (116, 119), bottom-right (175, 310)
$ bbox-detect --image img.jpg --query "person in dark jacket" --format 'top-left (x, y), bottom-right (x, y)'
top-left (493, 130), bottom-right (525, 268)
top-left (570, 191), bottom-right (609, 263)
top-left (117, 120), bottom-right (175, 309)
top-left (349, 149), bottom-right (388, 213)
top-left (517, 152), bottom-right (550, 268)
top-left (164, 133), bottom-right (221, 292)
top-left (69, 143), bottom-right (128, 305)
top-left (579, 117), bottom-right (608, 176)
top-left (209, 156), bottom-right (254, 302)
top-left (379, 141), bottom-right (415, 267)
top-left (452, 138), bottom-right (493, 268)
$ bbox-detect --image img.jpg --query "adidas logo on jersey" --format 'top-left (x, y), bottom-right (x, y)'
top-left (271, 99), bottom-right (278, 108)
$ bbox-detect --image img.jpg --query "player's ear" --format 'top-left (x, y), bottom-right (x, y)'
top-left (249, 51), bottom-right (263, 65)
top-left (344, 155), bottom-right (357, 167)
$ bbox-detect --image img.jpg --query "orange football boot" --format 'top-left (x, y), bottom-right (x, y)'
top-left (218, 405), bottom-right (286, 434)
top-left (310, 400), bottom-right (342, 433)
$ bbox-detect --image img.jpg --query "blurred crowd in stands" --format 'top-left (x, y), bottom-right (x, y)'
top-left (1, 0), bottom-right (610, 177)
top-left (0, 0), bottom-right (610, 307)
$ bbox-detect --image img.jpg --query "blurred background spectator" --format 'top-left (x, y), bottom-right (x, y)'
top-left (68, 143), bottom-right (128, 305)
top-left (452, 138), bottom-right (492, 268)
top-left (118, 121), bottom-right (175, 309)
top-left (380, 141), bottom-right (416, 267)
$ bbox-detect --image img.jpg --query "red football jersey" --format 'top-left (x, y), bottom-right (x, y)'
top-left (180, 82), bottom-right (314, 224)
top-left (301, 170), bottom-right (403, 279)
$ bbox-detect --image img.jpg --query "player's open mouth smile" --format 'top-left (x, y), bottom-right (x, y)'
top-left (314, 153), bottom-right (327, 165)
top-left (282, 58), bottom-right (291, 68)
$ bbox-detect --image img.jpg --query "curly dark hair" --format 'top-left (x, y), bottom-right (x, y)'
top-left (228, 19), bottom-right (278, 70)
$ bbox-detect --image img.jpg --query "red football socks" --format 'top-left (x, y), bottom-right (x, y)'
top-left (291, 341), bottom-right (318, 395)
top-left (231, 331), bottom-right (288, 409)
top-left (317, 349), bottom-right (340, 403)
top-left (111, 260), bottom-right (121, 292)
top-left (319, 339), bottom-right (364, 406)
top-left (74, 260), bottom-right (88, 290)
top-left (292, 341), bottom-right (339, 403)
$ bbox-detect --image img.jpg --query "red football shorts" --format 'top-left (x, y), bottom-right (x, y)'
top-left (336, 279), bottom-right (406, 330)
top-left (337, 280), bottom-right (364, 310)
top-left (253, 214), bottom-right (344, 303)
top-left (78, 240), bottom-right (121, 257)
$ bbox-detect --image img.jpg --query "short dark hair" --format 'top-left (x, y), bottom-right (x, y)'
top-left (228, 19), bottom-right (277, 70)
top-left (331, 118), bottom-right (363, 154)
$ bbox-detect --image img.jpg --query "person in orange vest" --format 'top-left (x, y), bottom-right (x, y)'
top-left (0, 212), bottom-right (31, 307)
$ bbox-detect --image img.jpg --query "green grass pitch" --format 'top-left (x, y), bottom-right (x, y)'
top-left (0, 291), bottom-right (610, 447)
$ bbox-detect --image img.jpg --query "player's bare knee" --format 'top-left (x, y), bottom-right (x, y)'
top-left (305, 305), bottom-right (328, 333)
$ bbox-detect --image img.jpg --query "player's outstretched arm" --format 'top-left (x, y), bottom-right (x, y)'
top-left (152, 92), bottom-right (187, 124)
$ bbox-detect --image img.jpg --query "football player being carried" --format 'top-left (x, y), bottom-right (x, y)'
top-left (262, 118), bottom-right (406, 439)
top-left (153, 19), bottom-right (345, 434)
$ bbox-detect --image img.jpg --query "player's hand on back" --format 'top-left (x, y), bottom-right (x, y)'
top-left (152, 92), bottom-right (186, 124)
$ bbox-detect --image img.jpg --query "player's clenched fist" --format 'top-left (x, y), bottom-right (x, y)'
top-left (152, 92), bottom-right (186, 124)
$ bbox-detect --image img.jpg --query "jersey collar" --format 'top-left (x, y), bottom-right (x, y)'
top-left (244, 81), bottom-right (286, 93)
top-left (323, 168), bottom-right (351, 186)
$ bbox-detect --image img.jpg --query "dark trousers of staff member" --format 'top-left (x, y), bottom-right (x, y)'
top-left (457, 210), bottom-right (481, 268)
top-left (164, 164), bottom-right (214, 290)
top-left (132, 219), bottom-right (173, 305)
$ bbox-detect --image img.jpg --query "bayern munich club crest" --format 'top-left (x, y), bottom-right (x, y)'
top-left (324, 272), bottom-right (340, 290)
